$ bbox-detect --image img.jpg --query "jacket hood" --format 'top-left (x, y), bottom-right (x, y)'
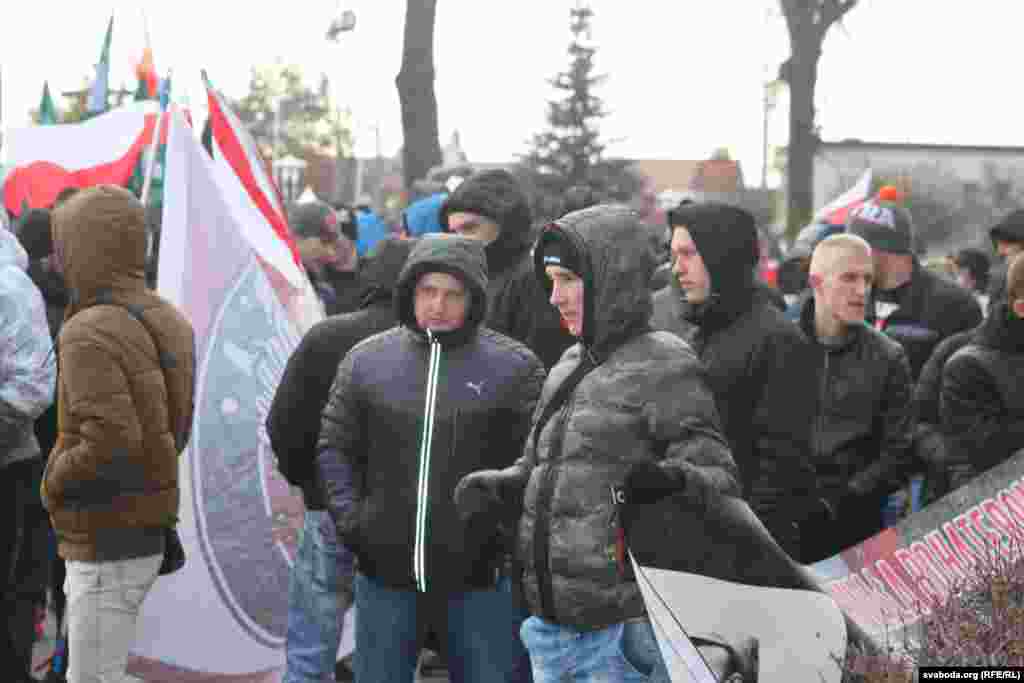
top-left (360, 237), bottom-right (416, 306)
top-left (440, 169), bottom-right (533, 275)
top-left (670, 201), bottom-right (759, 328)
top-left (978, 302), bottom-right (1024, 354)
top-left (0, 227), bottom-right (30, 273)
top-left (534, 204), bottom-right (657, 357)
top-left (51, 185), bottom-right (147, 315)
top-left (395, 233), bottom-right (489, 341)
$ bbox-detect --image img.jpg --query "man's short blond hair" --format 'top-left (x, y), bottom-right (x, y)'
top-left (809, 233), bottom-right (873, 280)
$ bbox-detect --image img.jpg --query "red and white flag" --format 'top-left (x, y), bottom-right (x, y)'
top-left (814, 168), bottom-right (873, 226)
top-left (3, 104), bottom-right (168, 215)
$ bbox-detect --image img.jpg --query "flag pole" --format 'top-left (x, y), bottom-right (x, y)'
top-left (140, 70), bottom-right (171, 206)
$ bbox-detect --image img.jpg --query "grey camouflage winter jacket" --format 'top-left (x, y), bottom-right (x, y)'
top-left (515, 205), bottom-right (740, 631)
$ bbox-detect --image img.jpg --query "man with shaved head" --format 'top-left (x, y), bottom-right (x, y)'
top-left (798, 234), bottom-right (915, 561)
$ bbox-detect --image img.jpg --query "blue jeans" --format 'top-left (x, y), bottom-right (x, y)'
top-left (283, 510), bottom-right (352, 683)
top-left (519, 615), bottom-right (671, 683)
top-left (353, 572), bottom-right (529, 683)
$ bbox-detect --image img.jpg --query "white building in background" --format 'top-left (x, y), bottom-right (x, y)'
top-left (814, 139), bottom-right (1024, 211)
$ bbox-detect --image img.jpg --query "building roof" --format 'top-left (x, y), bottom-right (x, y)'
top-left (630, 158), bottom-right (743, 194)
top-left (822, 139), bottom-right (1024, 155)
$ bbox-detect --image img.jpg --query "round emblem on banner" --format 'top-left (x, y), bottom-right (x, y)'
top-left (190, 257), bottom-right (304, 648)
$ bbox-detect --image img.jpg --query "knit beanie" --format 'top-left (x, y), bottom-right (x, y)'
top-left (846, 199), bottom-right (914, 254)
top-left (540, 231), bottom-right (584, 276)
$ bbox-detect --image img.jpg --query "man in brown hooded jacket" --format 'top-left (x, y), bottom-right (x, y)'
top-left (41, 185), bottom-right (195, 683)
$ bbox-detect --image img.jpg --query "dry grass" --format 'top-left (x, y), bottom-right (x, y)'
top-left (840, 538), bottom-right (1024, 681)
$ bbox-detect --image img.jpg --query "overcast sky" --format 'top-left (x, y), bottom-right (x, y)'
top-left (2, 1), bottom-right (1022, 188)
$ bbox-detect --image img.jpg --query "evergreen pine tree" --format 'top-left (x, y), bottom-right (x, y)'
top-left (523, 3), bottom-right (638, 207)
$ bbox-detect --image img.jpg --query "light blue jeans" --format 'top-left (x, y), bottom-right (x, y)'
top-left (283, 510), bottom-right (352, 683)
top-left (519, 615), bottom-right (671, 682)
top-left (353, 572), bottom-right (529, 683)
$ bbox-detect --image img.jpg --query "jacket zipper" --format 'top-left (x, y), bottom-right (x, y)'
top-left (413, 331), bottom-right (442, 593)
top-left (533, 396), bottom-right (575, 621)
top-left (815, 351), bottom-right (830, 502)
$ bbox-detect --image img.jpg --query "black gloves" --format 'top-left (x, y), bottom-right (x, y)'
top-left (454, 467), bottom-right (528, 523)
top-left (623, 462), bottom-right (687, 505)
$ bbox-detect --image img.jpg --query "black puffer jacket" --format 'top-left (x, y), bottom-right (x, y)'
top-left (913, 326), bottom-right (978, 502)
top-left (941, 304), bottom-right (1024, 487)
top-left (867, 261), bottom-right (982, 381)
top-left (317, 234), bottom-right (546, 591)
top-left (798, 299), bottom-right (915, 504)
top-left (650, 207), bottom-right (817, 555)
top-left (267, 238), bottom-right (414, 510)
top-left (514, 205), bottom-right (740, 631)
top-left (441, 169), bottom-right (574, 369)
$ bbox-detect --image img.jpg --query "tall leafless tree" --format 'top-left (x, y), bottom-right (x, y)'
top-left (778, 0), bottom-right (858, 240)
top-left (396, 0), bottom-right (443, 191)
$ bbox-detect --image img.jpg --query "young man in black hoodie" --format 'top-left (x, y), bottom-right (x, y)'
top-left (441, 169), bottom-right (574, 369)
top-left (650, 201), bottom-right (820, 558)
top-left (317, 234), bottom-right (546, 682)
top-left (266, 237), bottom-right (414, 683)
top-left (941, 252), bottom-right (1024, 487)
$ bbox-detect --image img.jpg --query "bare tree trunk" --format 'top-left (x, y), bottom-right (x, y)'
top-left (779, 0), bottom-right (858, 242)
top-left (785, 49), bottom-right (819, 242)
top-left (396, 0), bottom-right (443, 191)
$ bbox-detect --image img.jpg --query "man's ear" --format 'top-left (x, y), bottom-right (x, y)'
top-left (807, 272), bottom-right (823, 292)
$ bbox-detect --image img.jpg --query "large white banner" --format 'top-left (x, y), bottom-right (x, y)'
top-left (128, 110), bottom-right (315, 680)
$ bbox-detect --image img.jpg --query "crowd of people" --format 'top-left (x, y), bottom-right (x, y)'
top-left (2, 166), bottom-right (1023, 682)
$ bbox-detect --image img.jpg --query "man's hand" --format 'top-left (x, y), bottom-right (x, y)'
top-left (623, 462), bottom-right (687, 505)
top-left (454, 469), bottom-right (505, 522)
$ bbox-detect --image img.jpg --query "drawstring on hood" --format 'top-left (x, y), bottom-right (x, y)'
top-left (534, 204), bottom-right (657, 363)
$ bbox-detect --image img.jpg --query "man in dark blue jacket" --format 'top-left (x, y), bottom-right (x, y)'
top-left (267, 237), bottom-right (414, 683)
top-left (317, 234), bottom-right (546, 683)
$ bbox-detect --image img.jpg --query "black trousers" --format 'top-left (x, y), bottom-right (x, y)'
top-left (1, 458), bottom-right (49, 681)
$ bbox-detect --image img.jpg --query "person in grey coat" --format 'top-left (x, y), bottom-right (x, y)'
top-left (457, 204), bottom-right (742, 682)
top-left (0, 227), bottom-right (57, 682)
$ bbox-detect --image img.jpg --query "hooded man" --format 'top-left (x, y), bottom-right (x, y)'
top-left (456, 205), bottom-right (744, 682)
top-left (650, 201), bottom-right (819, 558)
top-left (317, 233), bottom-right (545, 682)
top-left (267, 237), bottom-right (416, 683)
top-left (987, 209), bottom-right (1024, 308)
top-left (0, 227), bottom-right (56, 683)
top-left (441, 169), bottom-right (574, 369)
top-left (41, 185), bottom-right (195, 682)
top-left (941, 252), bottom-right (1024, 488)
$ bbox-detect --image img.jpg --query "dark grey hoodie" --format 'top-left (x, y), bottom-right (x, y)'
top-left (317, 233), bottom-right (546, 592)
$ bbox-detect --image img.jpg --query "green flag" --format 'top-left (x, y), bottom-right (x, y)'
top-left (39, 81), bottom-right (57, 125)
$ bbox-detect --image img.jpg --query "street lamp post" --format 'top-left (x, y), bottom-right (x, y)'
top-left (326, 7), bottom-right (356, 204)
